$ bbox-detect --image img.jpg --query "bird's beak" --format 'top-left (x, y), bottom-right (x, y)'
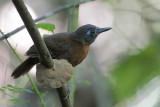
top-left (96, 27), bottom-right (112, 34)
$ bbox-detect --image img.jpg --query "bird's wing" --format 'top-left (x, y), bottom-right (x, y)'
top-left (26, 33), bottom-right (73, 58)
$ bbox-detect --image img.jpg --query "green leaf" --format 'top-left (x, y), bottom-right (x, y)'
top-left (82, 80), bottom-right (91, 85)
top-left (10, 98), bottom-right (26, 104)
top-left (110, 43), bottom-right (160, 103)
top-left (14, 88), bottom-right (22, 91)
top-left (7, 84), bottom-right (15, 88)
top-left (0, 88), bottom-right (4, 91)
top-left (2, 86), bottom-right (7, 89)
top-left (2, 84), bottom-right (33, 93)
top-left (37, 23), bottom-right (55, 32)
top-left (8, 88), bottom-right (15, 92)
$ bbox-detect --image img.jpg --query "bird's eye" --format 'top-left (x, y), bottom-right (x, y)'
top-left (87, 30), bottom-right (95, 36)
top-left (91, 30), bottom-right (95, 34)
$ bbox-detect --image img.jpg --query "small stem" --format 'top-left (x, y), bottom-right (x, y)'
top-left (0, 29), bottom-right (23, 62)
top-left (27, 74), bottom-right (46, 106)
top-left (0, 29), bottom-right (46, 107)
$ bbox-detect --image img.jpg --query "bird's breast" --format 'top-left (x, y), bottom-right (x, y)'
top-left (63, 44), bottom-right (90, 67)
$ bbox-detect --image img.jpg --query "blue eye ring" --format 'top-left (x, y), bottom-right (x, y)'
top-left (87, 30), bottom-right (95, 35)
top-left (87, 30), bottom-right (91, 35)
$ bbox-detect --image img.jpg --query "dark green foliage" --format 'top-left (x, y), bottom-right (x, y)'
top-left (110, 42), bottom-right (160, 103)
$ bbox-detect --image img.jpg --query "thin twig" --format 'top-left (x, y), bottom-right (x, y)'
top-left (0, 0), bottom-right (92, 41)
top-left (0, 29), bottom-right (47, 107)
top-left (12, 0), bottom-right (54, 68)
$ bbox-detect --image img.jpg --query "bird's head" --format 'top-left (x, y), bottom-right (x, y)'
top-left (72, 24), bottom-right (112, 45)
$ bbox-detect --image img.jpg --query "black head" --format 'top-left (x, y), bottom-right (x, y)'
top-left (72, 24), bottom-right (112, 45)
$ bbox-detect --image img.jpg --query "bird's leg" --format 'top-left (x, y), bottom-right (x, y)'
top-left (64, 84), bottom-right (70, 99)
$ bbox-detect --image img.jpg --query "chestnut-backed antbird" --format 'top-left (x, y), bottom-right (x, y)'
top-left (11, 24), bottom-right (112, 78)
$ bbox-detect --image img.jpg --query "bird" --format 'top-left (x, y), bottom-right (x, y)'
top-left (11, 24), bottom-right (112, 78)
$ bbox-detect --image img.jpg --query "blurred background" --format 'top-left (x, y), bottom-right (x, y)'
top-left (0, 0), bottom-right (160, 107)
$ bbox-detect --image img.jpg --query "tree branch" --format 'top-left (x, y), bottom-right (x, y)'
top-left (12, 0), bottom-right (53, 68)
top-left (57, 85), bottom-right (72, 107)
top-left (12, 0), bottom-right (71, 106)
top-left (0, 0), bottom-right (93, 41)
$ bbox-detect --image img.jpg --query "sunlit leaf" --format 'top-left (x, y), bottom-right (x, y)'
top-left (37, 23), bottom-right (55, 32)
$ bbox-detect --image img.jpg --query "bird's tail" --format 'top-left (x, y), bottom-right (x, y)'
top-left (11, 57), bottom-right (39, 79)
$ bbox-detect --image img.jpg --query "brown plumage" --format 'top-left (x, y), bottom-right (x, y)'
top-left (11, 24), bottom-right (111, 78)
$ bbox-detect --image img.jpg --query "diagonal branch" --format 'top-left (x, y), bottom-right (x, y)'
top-left (12, 0), bottom-right (72, 107)
top-left (0, 0), bottom-right (93, 41)
top-left (12, 0), bottom-right (53, 68)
